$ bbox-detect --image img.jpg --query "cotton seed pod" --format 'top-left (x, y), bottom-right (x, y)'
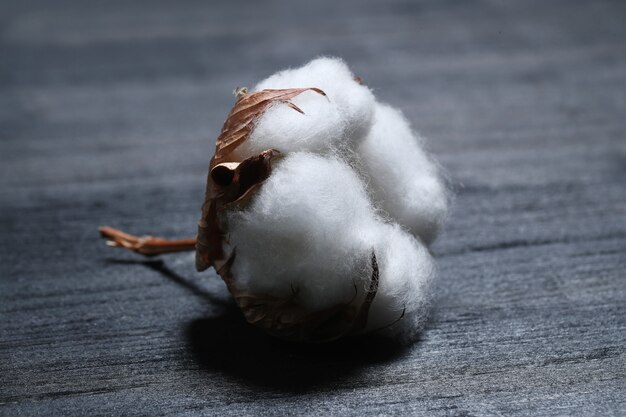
top-left (100, 57), bottom-right (448, 344)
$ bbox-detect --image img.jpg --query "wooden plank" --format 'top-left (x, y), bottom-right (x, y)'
top-left (1, 0), bottom-right (624, 415)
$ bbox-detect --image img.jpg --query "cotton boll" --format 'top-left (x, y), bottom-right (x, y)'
top-left (226, 152), bottom-right (378, 311)
top-left (101, 58), bottom-right (448, 343)
top-left (236, 57), bottom-right (375, 158)
top-left (196, 58), bottom-right (448, 342)
top-left (358, 102), bottom-right (448, 244)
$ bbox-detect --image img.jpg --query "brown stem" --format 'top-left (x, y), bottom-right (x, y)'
top-left (99, 226), bottom-right (196, 256)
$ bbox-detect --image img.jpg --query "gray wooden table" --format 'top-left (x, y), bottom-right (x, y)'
top-left (1, 0), bottom-right (624, 415)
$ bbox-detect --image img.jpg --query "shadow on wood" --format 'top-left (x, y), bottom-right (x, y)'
top-left (186, 309), bottom-right (412, 391)
top-left (105, 257), bottom-right (413, 391)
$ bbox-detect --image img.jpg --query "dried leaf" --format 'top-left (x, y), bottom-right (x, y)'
top-left (196, 149), bottom-right (281, 271)
top-left (196, 88), bottom-right (326, 272)
top-left (212, 88), bottom-right (326, 164)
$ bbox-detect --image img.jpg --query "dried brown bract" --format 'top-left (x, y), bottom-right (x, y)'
top-left (196, 88), bottom-right (326, 273)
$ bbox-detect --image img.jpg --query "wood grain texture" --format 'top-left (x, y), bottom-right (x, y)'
top-left (0, 0), bottom-right (624, 415)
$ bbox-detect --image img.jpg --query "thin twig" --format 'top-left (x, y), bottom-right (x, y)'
top-left (99, 226), bottom-right (196, 256)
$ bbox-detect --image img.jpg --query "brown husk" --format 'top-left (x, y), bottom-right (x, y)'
top-left (211, 88), bottom-right (326, 165)
top-left (196, 88), bottom-right (326, 272)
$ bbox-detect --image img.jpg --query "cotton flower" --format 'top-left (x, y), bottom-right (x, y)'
top-left (197, 57), bottom-right (448, 342)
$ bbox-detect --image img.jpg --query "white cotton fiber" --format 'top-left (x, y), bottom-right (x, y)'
top-left (227, 153), bottom-right (377, 311)
top-left (220, 57), bottom-right (447, 341)
top-left (226, 153), bottom-right (436, 336)
top-left (357, 103), bottom-right (448, 244)
top-left (235, 57), bottom-right (375, 159)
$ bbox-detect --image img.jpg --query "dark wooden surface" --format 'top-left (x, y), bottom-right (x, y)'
top-left (1, 0), bottom-right (625, 415)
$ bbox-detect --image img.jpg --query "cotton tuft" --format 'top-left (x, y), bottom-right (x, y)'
top-left (216, 57), bottom-right (448, 342)
top-left (235, 57), bottom-right (375, 159)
